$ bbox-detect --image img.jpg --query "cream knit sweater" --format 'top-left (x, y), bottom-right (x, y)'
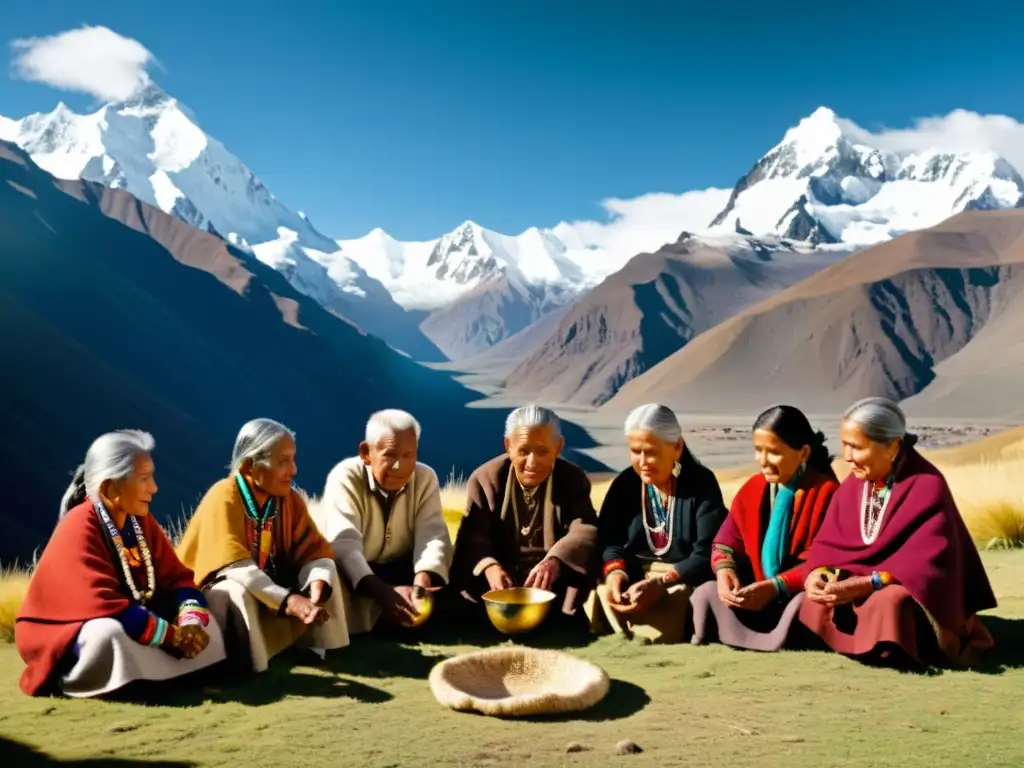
top-left (315, 457), bottom-right (452, 590)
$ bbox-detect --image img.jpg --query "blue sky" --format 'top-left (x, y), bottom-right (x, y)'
top-left (3, 0), bottom-right (1023, 240)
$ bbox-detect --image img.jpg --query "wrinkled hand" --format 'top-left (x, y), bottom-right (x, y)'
top-left (605, 571), bottom-right (629, 606)
top-left (413, 571), bottom-right (434, 590)
top-left (308, 579), bottom-right (329, 606)
top-left (285, 593), bottom-right (329, 625)
top-left (824, 575), bottom-right (875, 606)
top-left (484, 563), bottom-right (514, 592)
top-left (614, 578), bottom-right (666, 616)
top-left (174, 624), bottom-right (210, 659)
top-left (524, 557), bottom-right (561, 591)
top-left (375, 584), bottom-right (418, 626)
top-left (717, 568), bottom-right (744, 608)
top-left (805, 568), bottom-right (837, 604)
top-left (734, 579), bottom-right (778, 612)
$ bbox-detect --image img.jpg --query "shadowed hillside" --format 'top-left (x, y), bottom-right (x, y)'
top-left (604, 209), bottom-right (1024, 416)
top-left (0, 141), bottom-right (605, 563)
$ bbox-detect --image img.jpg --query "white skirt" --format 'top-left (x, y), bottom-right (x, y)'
top-left (60, 614), bottom-right (227, 698)
top-left (204, 559), bottom-right (350, 672)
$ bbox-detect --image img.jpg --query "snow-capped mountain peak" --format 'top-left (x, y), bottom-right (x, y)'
top-left (337, 218), bottom-right (594, 311)
top-left (0, 82), bottom-right (455, 360)
top-left (709, 105), bottom-right (1024, 246)
top-left (774, 106), bottom-right (847, 170)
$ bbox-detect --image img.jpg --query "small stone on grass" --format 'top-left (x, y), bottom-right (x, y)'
top-left (566, 742), bottom-right (586, 753)
top-left (615, 739), bottom-right (642, 755)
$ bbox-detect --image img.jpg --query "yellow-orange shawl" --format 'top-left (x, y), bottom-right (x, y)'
top-left (176, 476), bottom-right (334, 588)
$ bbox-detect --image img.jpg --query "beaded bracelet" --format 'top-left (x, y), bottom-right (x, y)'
top-left (178, 608), bottom-right (210, 627)
top-left (602, 559), bottom-right (627, 579)
top-left (177, 599), bottom-right (211, 627)
top-left (870, 571), bottom-right (894, 590)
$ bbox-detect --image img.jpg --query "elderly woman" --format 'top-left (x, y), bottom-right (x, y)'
top-left (176, 419), bottom-right (350, 672)
top-left (799, 397), bottom-right (998, 668)
top-left (450, 405), bottom-right (599, 622)
top-left (690, 405), bottom-right (840, 651)
top-left (587, 404), bottom-right (727, 644)
top-left (16, 430), bottom-right (226, 697)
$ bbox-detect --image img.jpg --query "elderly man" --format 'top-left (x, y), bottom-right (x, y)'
top-left (314, 409), bottom-right (453, 635)
top-left (450, 404), bottom-right (599, 620)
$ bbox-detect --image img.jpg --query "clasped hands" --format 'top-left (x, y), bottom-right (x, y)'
top-left (282, 579), bottom-right (332, 625)
top-left (803, 568), bottom-right (875, 606)
top-left (604, 571), bottom-right (669, 616)
top-left (715, 569), bottom-right (778, 612)
top-left (165, 623), bottom-right (210, 659)
top-left (484, 556), bottom-right (561, 592)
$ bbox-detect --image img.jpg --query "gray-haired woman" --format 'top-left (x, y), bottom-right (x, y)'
top-left (585, 404), bottom-right (727, 644)
top-left (15, 430), bottom-right (226, 697)
top-left (176, 418), bottom-right (350, 672)
top-left (798, 397), bottom-right (997, 668)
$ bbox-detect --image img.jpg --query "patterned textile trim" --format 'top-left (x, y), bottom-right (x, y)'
top-left (711, 543), bottom-right (736, 572)
top-left (146, 617), bottom-right (170, 647)
top-left (139, 613), bottom-right (158, 645)
top-left (177, 598), bottom-right (211, 628)
top-left (771, 575), bottom-right (787, 596)
top-left (602, 559), bottom-right (627, 578)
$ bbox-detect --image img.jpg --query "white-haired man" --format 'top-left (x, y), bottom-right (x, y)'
top-left (450, 405), bottom-right (599, 623)
top-left (314, 409), bottom-right (453, 634)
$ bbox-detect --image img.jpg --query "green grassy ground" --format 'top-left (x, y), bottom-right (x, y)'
top-left (2, 551), bottom-right (1023, 768)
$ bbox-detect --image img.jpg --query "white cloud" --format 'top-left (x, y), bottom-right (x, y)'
top-left (10, 25), bottom-right (157, 102)
top-left (553, 107), bottom-right (1024, 270)
top-left (553, 188), bottom-right (732, 269)
top-left (837, 109), bottom-right (1024, 174)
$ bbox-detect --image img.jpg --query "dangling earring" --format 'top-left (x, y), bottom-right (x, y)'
top-left (672, 461), bottom-right (681, 478)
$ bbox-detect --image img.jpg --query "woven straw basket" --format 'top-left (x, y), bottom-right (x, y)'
top-left (428, 646), bottom-right (610, 717)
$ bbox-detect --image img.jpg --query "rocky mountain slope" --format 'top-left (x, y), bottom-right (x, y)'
top-left (603, 209), bottom-right (1024, 418)
top-left (502, 233), bottom-right (849, 405)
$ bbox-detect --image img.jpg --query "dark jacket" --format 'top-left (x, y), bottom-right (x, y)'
top-left (598, 460), bottom-right (727, 586)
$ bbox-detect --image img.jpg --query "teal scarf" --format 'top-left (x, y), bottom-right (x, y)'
top-left (760, 467), bottom-right (803, 579)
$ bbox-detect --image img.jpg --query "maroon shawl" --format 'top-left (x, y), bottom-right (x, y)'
top-left (804, 449), bottom-right (997, 634)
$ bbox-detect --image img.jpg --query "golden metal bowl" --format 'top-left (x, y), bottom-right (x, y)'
top-left (401, 586), bottom-right (435, 628)
top-left (481, 587), bottom-right (556, 635)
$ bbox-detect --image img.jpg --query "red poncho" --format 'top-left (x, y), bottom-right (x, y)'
top-left (15, 500), bottom-right (197, 696)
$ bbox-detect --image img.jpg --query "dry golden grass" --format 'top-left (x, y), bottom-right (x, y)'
top-left (0, 567), bottom-right (27, 644)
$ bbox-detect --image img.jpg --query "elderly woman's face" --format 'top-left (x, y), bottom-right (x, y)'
top-left (840, 420), bottom-right (899, 482)
top-left (627, 430), bottom-right (682, 489)
top-left (361, 428), bottom-right (418, 493)
top-left (753, 429), bottom-right (810, 486)
top-left (250, 435), bottom-right (297, 497)
top-left (505, 425), bottom-right (564, 488)
top-left (105, 453), bottom-right (158, 517)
